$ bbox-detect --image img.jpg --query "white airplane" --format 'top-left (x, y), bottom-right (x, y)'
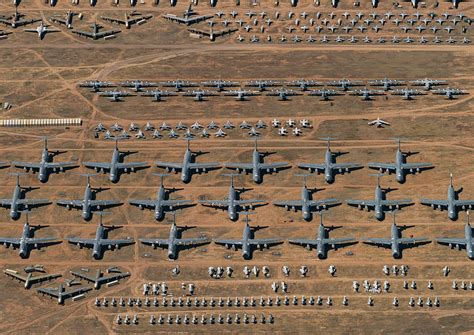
top-left (24, 21), bottom-right (60, 40)
top-left (368, 118), bottom-right (390, 128)
top-left (278, 127), bottom-right (288, 136)
top-left (271, 119), bottom-right (281, 128)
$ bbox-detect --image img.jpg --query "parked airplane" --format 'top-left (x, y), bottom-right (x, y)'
top-left (49, 10), bottom-right (77, 29)
top-left (246, 80), bottom-right (280, 91)
top-left (24, 21), bottom-right (60, 40)
top-left (437, 213), bottom-right (474, 259)
top-left (97, 90), bottom-right (134, 102)
top-left (188, 27), bottom-right (237, 41)
top-left (368, 78), bottom-right (405, 91)
top-left (162, 4), bottom-right (214, 26)
top-left (3, 269), bottom-right (61, 289)
top-left (298, 138), bottom-right (362, 183)
top-left (182, 89), bottom-right (218, 101)
top-left (101, 12), bottom-right (153, 29)
top-left (368, 117), bottom-right (390, 128)
top-left (390, 88), bottom-right (426, 100)
top-left (327, 79), bottom-right (363, 91)
top-left (72, 22), bottom-right (121, 40)
top-left (160, 80), bottom-right (199, 91)
top-left (201, 80), bottom-right (239, 91)
top-left (0, 8), bottom-right (41, 28)
top-left (307, 89), bottom-right (343, 101)
top-left (78, 80), bottom-right (115, 92)
top-left (141, 90), bottom-right (176, 102)
top-left (266, 89), bottom-right (301, 101)
top-left (432, 87), bottom-right (467, 99)
top-left (410, 78), bottom-right (446, 90)
top-left (224, 89), bottom-right (260, 101)
top-left (286, 79), bottom-right (323, 91)
top-left (70, 268), bottom-right (130, 289)
top-left (119, 80), bottom-right (157, 92)
top-left (37, 283), bottom-right (91, 305)
top-left (349, 87), bottom-right (385, 101)
top-left (12, 137), bottom-right (76, 183)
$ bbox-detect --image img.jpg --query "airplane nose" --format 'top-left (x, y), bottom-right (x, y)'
top-left (10, 211), bottom-right (19, 220)
top-left (317, 252), bottom-right (325, 260)
top-left (393, 252), bottom-right (401, 259)
top-left (19, 251), bottom-right (27, 259)
top-left (168, 252), bottom-right (176, 260)
top-left (243, 252), bottom-right (251, 260)
top-left (93, 252), bottom-right (100, 260)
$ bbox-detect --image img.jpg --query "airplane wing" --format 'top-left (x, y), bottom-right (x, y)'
top-left (139, 238), bottom-right (169, 247)
top-left (37, 287), bottom-right (59, 297)
top-left (175, 237), bottom-right (209, 246)
top-left (15, 19), bottom-right (42, 27)
top-left (346, 199), bottom-right (376, 208)
top-left (436, 238), bottom-right (468, 247)
top-left (398, 237), bottom-right (430, 247)
top-left (3, 269), bottom-right (27, 281)
top-left (161, 199), bottom-right (193, 207)
top-left (17, 199), bottom-right (51, 207)
top-left (214, 239), bottom-right (243, 246)
top-left (249, 238), bottom-right (282, 246)
top-left (56, 200), bottom-right (83, 208)
top-left (309, 198), bottom-right (340, 207)
top-left (199, 200), bottom-right (229, 208)
top-left (71, 30), bottom-right (94, 38)
top-left (401, 163), bottom-right (433, 170)
top-left (11, 162), bottom-right (41, 170)
top-left (188, 163), bottom-right (220, 170)
top-left (100, 238), bottom-right (133, 247)
top-left (288, 238), bottom-right (318, 246)
top-left (186, 15), bottom-right (214, 25)
top-left (30, 273), bottom-right (62, 284)
top-left (82, 162), bottom-right (112, 171)
top-left (0, 238), bottom-right (21, 246)
top-left (380, 199), bottom-right (413, 207)
top-left (363, 238), bottom-right (392, 248)
top-left (155, 161), bottom-right (183, 171)
top-left (259, 162), bottom-right (289, 170)
top-left (213, 28), bottom-right (237, 37)
top-left (420, 199), bottom-right (448, 209)
top-left (324, 237), bottom-right (356, 246)
top-left (187, 28), bottom-right (211, 36)
top-left (116, 162), bottom-right (147, 170)
top-left (44, 162), bottom-right (77, 169)
top-left (368, 162), bottom-right (396, 171)
top-left (70, 270), bottom-right (95, 282)
top-left (129, 199), bottom-right (156, 209)
top-left (95, 30), bottom-right (121, 38)
top-left (454, 200), bottom-right (474, 208)
top-left (297, 163), bottom-right (325, 172)
top-left (101, 16), bottom-right (127, 25)
top-left (0, 199), bottom-right (12, 207)
top-left (26, 237), bottom-right (57, 245)
top-left (273, 200), bottom-right (303, 208)
top-left (50, 17), bottom-right (67, 25)
top-left (66, 237), bottom-right (96, 247)
top-left (88, 200), bottom-right (121, 208)
top-left (162, 15), bottom-right (188, 24)
top-left (331, 163), bottom-right (362, 170)
top-left (234, 199), bottom-right (266, 206)
top-left (224, 163), bottom-right (253, 172)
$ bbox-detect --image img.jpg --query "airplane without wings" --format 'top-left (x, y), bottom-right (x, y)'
top-left (0, 8), bottom-right (41, 28)
top-left (224, 139), bottom-right (289, 184)
top-left (72, 22), bottom-right (121, 40)
top-left (187, 27), bottom-right (237, 41)
top-left (273, 174), bottom-right (340, 221)
top-left (437, 213), bottom-right (474, 259)
top-left (297, 138), bottom-right (362, 183)
top-left (66, 215), bottom-right (134, 259)
top-left (162, 4), bottom-right (214, 26)
top-left (288, 214), bottom-right (357, 259)
top-left (12, 137), bottom-right (77, 183)
top-left (37, 283), bottom-right (92, 304)
top-left (129, 173), bottom-right (194, 221)
top-left (82, 140), bottom-right (148, 183)
top-left (155, 139), bottom-right (220, 183)
top-left (346, 174), bottom-right (413, 221)
top-left (3, 269), bottom-right (61, 289)
top-left (199, 174), bottom-right (267, 221)
top-left (24, 21), bottom-right (60, 40)
top-left (213, 213), bottom-right (283, 259)
top-left (368, 138), bottom-right (433, 183)
top-left (420, 173), bottom-right (474, 221)
top-left (56, 174), bottom-right (122, 221)
top-left (0, 174), bottom-right (50, 220)
top-left (101, 12), bottom-right (153, 29)
top-left (70, 268), bottom-right (130, 289)
top-left (368, 117), bottom-right (390, 128)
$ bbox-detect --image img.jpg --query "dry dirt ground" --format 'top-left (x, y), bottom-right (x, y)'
top-left (0, 0), bottom-right (473, 334)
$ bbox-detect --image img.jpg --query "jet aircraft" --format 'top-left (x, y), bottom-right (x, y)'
top-left (3, 269), bottom-right (61, 289)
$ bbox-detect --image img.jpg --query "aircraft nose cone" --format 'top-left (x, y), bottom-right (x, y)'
top-left (393, 252), bottom-right (401, 259)
top-left (168, 252), bottom-right (176, 260)
top-left (93, 252), bottom-right (100, 260)
top-left (243, 252), bottom-right (251, 260)
top-left (19, 251), bottom-right (27, 259)
top-left (10, 212), bottom-right (19, 220)
top-left (317, 252), bottom-right (325, 260)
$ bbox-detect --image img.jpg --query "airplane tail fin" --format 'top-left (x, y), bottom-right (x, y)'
top-left (77, 173), bottom-right (97, 186)
top-left (43, 136), bottom-right (48, 150)
top-left (222, 173), bottom-right (239, 187)
top-left (319, 137), bottom-right (335, 150)
top-left (295, 174), bottom-right (311, 188)
top-left (450, 173), bottom-right (453, 187)
top-left (241, 211), bottom-right (256, 225)
top-left (368, 173), bottom-right (385, 187)
top-left (152, 173), bottom-right (169, 187)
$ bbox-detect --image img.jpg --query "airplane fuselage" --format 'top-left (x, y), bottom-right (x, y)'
top-left (374, 184), bottom-right (384, 221)
top-left (92, 224), bottom-right (104, 259)
top-left (316, 224), bottom-right (326, 259)
top-left (167, 224), bottom-right (178, 259)
top-left (181, 149), bottom-right (192, 183)
top-left (154, 186), bottom-right (166, 221)
top-left (395, 150), bottom-right (406, 183)
top-left (227, 184), bottom-right (238, 221)
top-left (10, 184), bottom-right (21, 220)
top-left (252, 149), bottom-right (262, 184)
top-left (324, 149), bottom-right (334, 183)
top-left (390, 224), bottom-right (401, 258)
top-left (18, 223), bottom-right (30, 258)
top-left (447, 185), bottom-right (457, 220)
top-left (109, 148), bottom-right (120, 182)
top-left (301, 185), bottom-right (312, 221)
top-left (82, 184), bottom-right (92, 220)
top-left (242, 224), bottom-right (251, 259)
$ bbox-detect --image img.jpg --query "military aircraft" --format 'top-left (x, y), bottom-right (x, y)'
top-left (24, 21), bottom-right (60, 40)
top-left (297, 138), bottom-right (362, 184)
top-left (129, 174), bottom-right (194, 221)
top-left (101, 12), bottom-right (153, 29)
top-left (49, 10), bottom-right (77, 29)
top-left (97, 90), bottom-right (134, 102)
top-left (139, 214), bottom-right (209, 259)
top-left (199, 174), bottom-right (267, 221)
top-left (286, 79), bottom-right (323, 91)
top-left (12, 137), bottom-right (77, 183)
top-left (307, 89), bottom-right (343, 101)
top-left (368, 78), bottom-right (405, 91)
top-left (224, 139), bottom-right (289, 184)
top-left (3, 269), bottom-right (61, 289)
top-left (246, 80), bottom-right (280, 91)
top-left (368, 138), bottom-right (433, 183)
top-left (37, 283), bottom-right (92, 305)
top-left (224, 89), bottom-right (260, 101)
top-left (155, 139), bottom-right (220, 183)
top-left (266, 89), bottom-right (301, 101)
top-left (432, 87), bottom-right (467, 99)
top-left (363, 214), bottom-right (430, 258)
top-left (78, 80), bottom-right (115, 92)
top-left (0, 214), bottom-right (60, 258)
top-left (288, 214), bottom-right (357, 259)
top-left (346, 174), bottom-right (413, 221)
top-left (56, 174), bottom-right (122, 221)
top-left (162, 4), bottom-right (214, 26)
top-left (187, 27), bottom-right (237, 41)
top-left (66, 215), bottom-right (134, 259)
top-left (328, 79), bottom-right (363, 91)
top-left (119, 80), bottom-right (157, 92)
top-left (160, 80), bottom-right (198, 91)
top-left (182, 89), bottom-right (218, 101)
top-left (202, 80), bottom-right (239, 91)
top-left (390, 88), bottom-right (426, 100)
top-left (0, 174), bottom-right (50, 220)
top-left (0, 8), bottom-right (41, 28)
top-left (213, 212), bottom-right (283, 259)
top-left (410, 78), bottom-right (446, 90)
top-left (437, 212), bottom-right (474, 259)
top-left (279, 170), bottom-right (341, 215)
top-left (82, 140), bottom-right (148, 183)
top-left (141, 90), bottom-right (176, 102)
top-left (72, 22), bottom-right (121, 40)
top-left (70, 268), bottom-right (130, 289)
top-left (368, 117), bottom-right (390, 128)
top-left (349, 87), bottom-right (386, 101)
top-left (420, 173), bottom-right (474, 221)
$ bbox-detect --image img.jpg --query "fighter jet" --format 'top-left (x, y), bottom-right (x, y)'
top-left (246, 80), bottom-right (280, 91)
top-left (187, 27), bottom-right (237, 41)
top-left (346, 174), bottom-right (413, 221)
top-left (224, 139), bottom-right (289, 184)
top-left (0, 8), bottom-right (41, 28)
top-left (199, 174), bottom-right (267, 221)
top-left (160, 80), bottom-right (199, 91)
top-left (368, 78), bottom-right (405, 91)
top-left (49, 10), bottom-right (77, 29)
top-left (297, 138), bottom-right (362, 184)
top-left (162, 4), bottom-right (214, 26)
top-left (363, 214), bottom-right (430, 258)
top-left (24, 21), bottom-right (60, 40)
top-left (273, 174), bottom-right (340, 221)
top-left (368, 138), bottom-right (433, 183)
top-left (307, 89), bottom-right (343, 101)
top-left (410, 78), bottom-right (446, 90)
top-left (3, 269), bottom-right (61, 289)
top-left (224, 90), bottom-right (260, 101)
top-left (288, 214), bottom-right (357, 258)
top-left (368, 117), bottom-right (390, 128)
top-left (12, 137), bottom-right (76, 183)
top-left (141, 90), bottom-right (176, 102)
top-left (139, 215), bottom-right (209, 259)
top-left (436, 213), bottom-right (474, 259)
top-left (97, 90), bottom-right (134, 102)
top-left (70, 268), bottom-right (130, 289)
top-left (201, 80), bottom-right (239, 91)
top-left (155, 139), bottom-right (219, 183)
top-left (0, 215), bottom-right (59, 258)
top-left (129, 174), bottom-right (194, 221)
top-left (420, 174), bottom-right (474, 221)
top-left (78, 80), bottom-right (115, 92)
top-left (0, 174), bottom-right (50, 220)
top-left (349, 87), bottom-right (385, 101)
top-left (390, 88), bottom-right (426, 100)
top-left (101, 12), bottom-right (153, 29)
top-left (66, 215), bottom-right (134, 260)
top-left (286, 79), bottom-right (323, 91)
top-left (37, 283), bottom-right (92, 305)
top-left (83, 140), bottom-right (148, 183)
top-left (266, 89), bottom-right (301, 101)
top-left (214, 213), bottom-right (283, 259)
top-left (182, 89), bottom-right (218, 101)
top-left (72, 22), bottom-right (121, 40)
top-left (56, 174), bottom-right (122, 221)
top-left (432, 87), bottom-right (467, 99)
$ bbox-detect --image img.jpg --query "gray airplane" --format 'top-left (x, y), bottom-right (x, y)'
top-left (139, 216), bottom-right (210, 260)
top-left (368, 78), bottom-right (405, 91)
top-left (72, 22), bottom-right (121, 40)
top-left (129, 174), bottom-right (194, 221)
top-left (288, 214), bottom-right (357, 259)
top-left (346, 174), bottom-right (413, 221)
top-left (0, 215), bottom-right (60, 258)
top-left (224, 139), bottom-right (289, 184)
top-left (0, 8), bottom-right (41, 28)
top-left (101, 12), bottom-right (153, 29)
top-left (162, 4), bottom-right (214, 26)
top-left (56, 174), bottom-right (122, 221)
top-left (12, 137), bottom-right (77, 183)
top-left (201, 80), bottom-right (240, 91)
top-left (155, 139), bottom-right (220, 183)
top-left (78, 80), bottom-right (115, 92)
top-left (297, 138), bottom-right (362, 184)
top-left (37, 283), bottom-right (92, 304)
top-left (70, 268), bottom-right (130, 289)
top-left (199, 174), bottom-right (267, 221)
top-left (213, 213), bottom-right (283, 259)
top-left (437, 213), bottom-right (474, 259)
top-left (363, 214), bottom-right (430, 258)
top-left (0, 174), bottom-right (51, 220)
top-left (368, 138), bottom-right (433, 183)
top-left (3, 269), bottom-right (61, 289)
top-left (420, 174), bottom-right (474, 221)
top-left (49, 10), bottom-right (77, 29)
top-left (66, 215), bottom-right (134, 259)
top-left (82, 140), bottom-right (148, 183)
top-left (187, 27), bottom-right (237, 41)
top-left (273, 174), bottom-right (340, 221)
